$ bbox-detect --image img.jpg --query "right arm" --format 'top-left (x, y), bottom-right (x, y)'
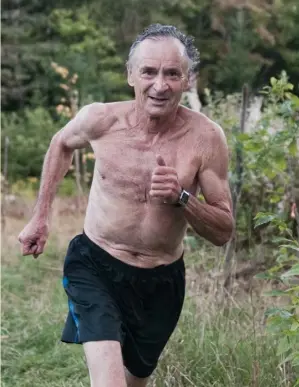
top-left (18, 103), bottom-right (106, 257)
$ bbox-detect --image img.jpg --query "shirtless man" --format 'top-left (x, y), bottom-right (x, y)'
top-left (18, 24), bottom-right (234, 387)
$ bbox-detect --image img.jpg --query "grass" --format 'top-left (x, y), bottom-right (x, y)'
top-left (0, 211), bottom-right (290, 387)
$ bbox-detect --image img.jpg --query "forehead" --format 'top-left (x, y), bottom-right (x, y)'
top-left (133, 37), bottom-right (188, 70)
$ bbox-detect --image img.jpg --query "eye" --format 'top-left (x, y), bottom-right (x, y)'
top-left (167, 70), bottom-right (181, 79)
top-left (141, 68), bottom-right (157, 77)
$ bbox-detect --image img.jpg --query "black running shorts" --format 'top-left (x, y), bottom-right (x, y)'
top-left (61, 232), bottom-right (185, 378)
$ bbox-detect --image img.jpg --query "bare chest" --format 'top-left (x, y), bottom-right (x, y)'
top-left (91, 130), bottom-right (200, 200)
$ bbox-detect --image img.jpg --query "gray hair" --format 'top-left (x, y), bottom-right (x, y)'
top-left (127, 24), bottom-right (200, 74)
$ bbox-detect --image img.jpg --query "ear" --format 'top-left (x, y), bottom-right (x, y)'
top-left (182, 76), bottom-right (189, 92)
top-left (127, 67), bottom-right (134, 87)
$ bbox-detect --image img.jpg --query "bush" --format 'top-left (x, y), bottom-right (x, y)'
top-left (1, 108), bottom-right (62, 181)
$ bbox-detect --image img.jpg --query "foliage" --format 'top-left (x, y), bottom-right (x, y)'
top-left (254, 212), bottom-right (299, 379)
top-left (204, 71), bottom-right (299, 249)
top-left (2, 0), bottom-right (299, 112)
top-left (1, 108), bottom-right (62, 181)
top-left (48, 7), bottom-right (128, 105)
top-left (250, 72), bottom-right (299, 381)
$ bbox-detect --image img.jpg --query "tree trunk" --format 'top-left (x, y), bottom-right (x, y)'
top-left (223, 84), bottom-right (250, 293)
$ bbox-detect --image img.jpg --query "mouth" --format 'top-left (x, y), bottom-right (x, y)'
top-left (148, 96), bottom-right (169, 102)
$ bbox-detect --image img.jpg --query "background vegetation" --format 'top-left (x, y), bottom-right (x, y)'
top-left (1, 0), bottom-right (299, 386)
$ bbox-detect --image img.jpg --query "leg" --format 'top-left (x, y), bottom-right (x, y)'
top-left (125, 368), bottom-right (149, 387)
top-left (84, 341), bottom-right (127, 387)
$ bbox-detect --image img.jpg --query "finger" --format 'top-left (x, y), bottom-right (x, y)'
top-left (149, 189), bottom-right (171, 198)
top-left (22, 243), bottom-right (38, 256)
top-left (153, 166), bottom-right (175, 175)
top-left (156, 154), bottom-right (166, 166)
top-left (34, 241), bottom-right (46, 256)
top-left (151, 175), bottom-right (174, 183)
top-left (151, 183), bottom-right (170, 191)
top-left (31, 245), bottom-right (39, 259)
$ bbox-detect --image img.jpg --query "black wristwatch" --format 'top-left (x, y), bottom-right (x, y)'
top-left (175, 188), bottom-right (190, 207)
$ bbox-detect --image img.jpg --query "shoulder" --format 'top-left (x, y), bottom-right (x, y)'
top-left (179, 106), bottom-right (229, 172)
top-left (87, 100), bottom-right (134, 126)
top-left (180, 105), bottom-right (227, 146)
top-left (76, 101), bottom-right (133, 139)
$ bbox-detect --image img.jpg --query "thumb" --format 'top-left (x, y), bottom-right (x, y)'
top-left (156, 154), bottom-right (166, 166)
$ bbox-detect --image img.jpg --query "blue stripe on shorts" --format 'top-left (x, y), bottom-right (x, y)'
top-left (63, 276), bottom-right (80, 343)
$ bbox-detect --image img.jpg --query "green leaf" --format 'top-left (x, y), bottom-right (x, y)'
top-left (255, 272), bottom-right (273, 280)
top-left (274, 156), bottom-right (287, 171)
top-left (285, 286), bottom-right (299, 293)
top-left (264, 290), bottom-right (287, 297)
top-left (292, 354), bottom-right (299, 367)
top-left (281, 264), bottom-right (299, 278)
top-left (270, 77), bottom-right (277, 86)
top-left (273, 237), bottom-right (296, 244)
top-left (277, 336), bottom-right (291, 356)
top-left (237, 133), bottom-right (250, 141)
top-left (270, 194), bottom-right (282, 204)
top-left (288, 139), bottom-right (298, 157)
top-left (279, 245), bottom-right (299, 253)
top-left (265, 307), bottom-right (293, 319)
top-left (291, 95), bottom-right (299, 108)
top-left (254, 213), bottom-right (276, 228)
top-left (291, 322), bottom-right (299, 331)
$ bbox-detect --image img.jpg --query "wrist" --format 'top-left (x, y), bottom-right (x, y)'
top-left (32, 205), bottom-right (50, 223)
top-left (174, 188), bottom-right (190, 207)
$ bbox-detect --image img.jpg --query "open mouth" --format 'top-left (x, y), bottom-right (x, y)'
top-left (149, 96), bottom-right (168, 102)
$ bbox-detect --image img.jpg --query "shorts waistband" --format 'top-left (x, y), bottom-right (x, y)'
top-left (81, 231), bottom-right (184, 280)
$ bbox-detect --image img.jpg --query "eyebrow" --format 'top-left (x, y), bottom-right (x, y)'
top-left (140, 66), bottom-right (182, 73)
top-left (140, 66), bottom-right (158, 72)
top-left (165, 67), bottom-right (182, 74)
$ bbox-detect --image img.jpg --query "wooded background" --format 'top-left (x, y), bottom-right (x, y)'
top-left (2, 0), bottom-right (299, 182)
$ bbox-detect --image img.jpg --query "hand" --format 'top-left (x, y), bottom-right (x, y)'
top-left (18, 217), bottom-right (49, 258)
top-left (150, 155), bottom-right (182, 204)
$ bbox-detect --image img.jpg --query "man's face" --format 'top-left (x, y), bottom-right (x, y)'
top-left (128, 38), bottom-right (189, 118)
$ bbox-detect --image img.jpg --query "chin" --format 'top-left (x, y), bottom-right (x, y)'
top-left (146, 106), bottom-right (172, 118)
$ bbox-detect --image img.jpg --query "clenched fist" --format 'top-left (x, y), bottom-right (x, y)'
top-left (18, 217), bottom-right (49, 258)
top-left (150, 155), bottom-right (182, 204)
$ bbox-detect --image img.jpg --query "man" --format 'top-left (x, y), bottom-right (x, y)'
top-left (18, 24), bottom-right (234, 387)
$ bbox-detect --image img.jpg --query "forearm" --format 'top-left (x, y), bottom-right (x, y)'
top-left (33, 134), bottom-right (73, 220)
top-left (183, 194), bottom-right (234, 246)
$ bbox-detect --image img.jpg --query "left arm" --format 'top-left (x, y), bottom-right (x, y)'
top-left (183, 127), bottom-right (234, 245)
top-left (184, 125), bottom-right (234, 246)
top-left (150, 126), bottom-right (234, 246)
top-left (183, 173), bottom-right (233, 246)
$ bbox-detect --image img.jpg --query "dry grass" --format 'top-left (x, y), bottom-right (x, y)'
top-left (1, 196), bottom-right (289, 386)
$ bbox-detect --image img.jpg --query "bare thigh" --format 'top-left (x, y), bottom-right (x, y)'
top-left (125, 368), bottom-right (149, 387)
top-left (84, 341), bottom-right (126, 387)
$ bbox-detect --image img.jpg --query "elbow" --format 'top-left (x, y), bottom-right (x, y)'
top-left (213, 233), bottom-right (231, 246)
top-left (213, 217), bottom-right (235, 246)
top-left (51, 132), bottom-right (73, 154)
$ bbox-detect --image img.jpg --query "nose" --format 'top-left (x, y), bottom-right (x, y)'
top-left (153, 74), bottom-right (169, 93)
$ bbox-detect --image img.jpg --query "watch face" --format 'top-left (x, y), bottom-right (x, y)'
top-left (180, 190), bottom-right (189, 205)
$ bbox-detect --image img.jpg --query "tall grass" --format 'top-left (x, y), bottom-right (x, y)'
top-left (1, 234), bottom-right (287, 387)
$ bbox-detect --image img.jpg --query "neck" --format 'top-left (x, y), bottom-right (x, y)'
top-left (132, 101), bottom-right (178, 134)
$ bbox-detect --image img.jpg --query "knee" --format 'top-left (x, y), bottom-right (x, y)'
top-left (125, 368), bottom-right (149, 387)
